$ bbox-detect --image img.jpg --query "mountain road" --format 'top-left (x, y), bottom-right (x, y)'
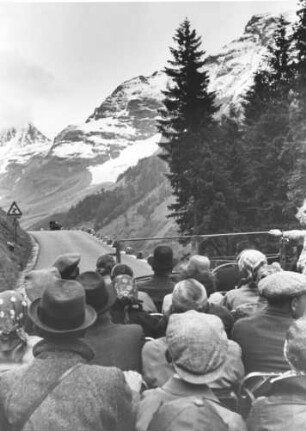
top-left (29, 230), bottom-right (152, 277)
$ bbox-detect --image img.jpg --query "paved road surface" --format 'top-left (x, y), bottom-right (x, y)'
top-left (29, 230), bottom-right (152, 277)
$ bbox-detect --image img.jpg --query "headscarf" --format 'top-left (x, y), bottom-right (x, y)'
top-left (237, 249), bottom-right (267, 285)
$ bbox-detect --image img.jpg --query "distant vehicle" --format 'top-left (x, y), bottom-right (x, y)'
top-left (49, 220), bottom-right (62, 230)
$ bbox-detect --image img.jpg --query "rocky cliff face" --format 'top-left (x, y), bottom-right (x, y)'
top-left (0, 11), bottom-right (293, 229)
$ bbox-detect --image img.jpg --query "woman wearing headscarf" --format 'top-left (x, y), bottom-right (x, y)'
top-left (222, 249), bottom-right (267, 312)
top-left (0, 290), bottom-right (40, 373)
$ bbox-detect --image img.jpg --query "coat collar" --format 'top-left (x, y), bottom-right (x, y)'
top-left (33, 338), bottom-right (94, 362)
top-left (161, 376), bottom-right (217, 400)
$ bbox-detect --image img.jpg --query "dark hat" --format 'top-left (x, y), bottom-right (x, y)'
top-left (153, 245), bottom-right (174, 271)
top-left (77, 271), bottom-right (116, 314)
top-left (111, 263), bottom-right (134, 279)
top-left (52, 253), bottom-right (81, 278)
top-left (28, 279), bottom-right (96, 334)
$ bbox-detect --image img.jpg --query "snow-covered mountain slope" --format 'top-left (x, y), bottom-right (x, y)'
top-left (0, 124), bottom-right (51, 174)
top-left (0, 11), bottom-right (294, 228)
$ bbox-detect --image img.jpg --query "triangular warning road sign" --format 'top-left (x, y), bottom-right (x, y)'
top-left (7, 201), bottom-right (22, 217)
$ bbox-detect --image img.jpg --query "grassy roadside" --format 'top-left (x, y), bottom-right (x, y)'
top-left (0, 208), bottom-right (32, 292)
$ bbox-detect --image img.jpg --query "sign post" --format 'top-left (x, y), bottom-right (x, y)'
top-left (7, 201), bottom-right (23, 243)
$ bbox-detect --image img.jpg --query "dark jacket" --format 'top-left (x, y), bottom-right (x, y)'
top-left (0, 339), bottom-right (135, 431)
top-left (247, 373), bottom-right (306, 431)
top-left (137, 275), bottom-right (174, 312)
top-left (232, 305), bottom-right (293, 373)
top-left (85, 314), bottom-right (144, 372)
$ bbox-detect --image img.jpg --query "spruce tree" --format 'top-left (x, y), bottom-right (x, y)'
top-left (241, 15), bottom-right (296, 229)
top-left (158, 18), bottom-right (219, 234)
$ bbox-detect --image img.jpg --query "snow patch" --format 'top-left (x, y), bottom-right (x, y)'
top-left (88, 134), bottom-right (160, 185)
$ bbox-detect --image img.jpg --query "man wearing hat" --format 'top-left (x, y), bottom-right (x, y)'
top-left (232, 271), bottom-right (306, 373)
top-left (142, 279), bottom-right (244, 390)
top-left (78, 271), bottom-right (144, 372)
top-left (52, 252), bottom-right (81, 280)
top-left (247, 318), bottom-right (306, 431)
top-left (136, 310), bottom-right (246, 431)
top-left (0, 278), bottom-right (135, 431)
top-left (137, 245), bottom-right (175, 312)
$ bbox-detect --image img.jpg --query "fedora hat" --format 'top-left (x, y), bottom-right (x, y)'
top-left (77, 271), bottom-right (116, 313)
top-left (28, 279), bottom-right (97, 334)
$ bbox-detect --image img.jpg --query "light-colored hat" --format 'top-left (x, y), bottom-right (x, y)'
top-left (25, 267), bottom-right (61, 302)
top-left (237, 249), bottom-right (267, 282)
top-left (258, 271), bottom-right (306, 299)
top-left (0, 290), bottom-right (28, 335)
top-left (166, 310), bottom-right (227, 385)
top-left (187, 255), bottom-right (210, 273)
top-left (52, 253), bottom-right (81, 278)
top-left (172, 279), bottom-right (207, 312)
top-left (285, 318), bottom-right (306, 372)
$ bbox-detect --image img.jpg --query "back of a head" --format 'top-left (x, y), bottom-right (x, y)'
top-left (111, 263), bottom-right (134, 279)
top-left (285, 318), bottom-right (306, 373)
top-left (96, 254), bottom-right (116, 276)
top-left (153, 245), bottom-right (174, 274)
top-left (187, 255), bottom-right (210, 273)
top-left (237, 249), bottom-right (267, 284)
top-left (172, 279), bottom-right (208, 313)
top-left (52, 253), bottom-right (81, 280)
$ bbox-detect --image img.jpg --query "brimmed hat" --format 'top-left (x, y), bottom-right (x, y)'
top-left (113, 275), bottom-right (137, 301)
top-left (285, 318), bottom-right (306, 372)
top-left (0, 291), bottom-right (28, 335)
top-left (52, 253), bottom-right (80, 278)
top-left (237, 249), bottom-right (267, 282)
top-left (166, 310), bottom-right (227, 385)
top-left (172, 279), bottom-right (207, 312)
top-left (24, 267), bottom-right (61, 302)
top-left (77, 271), bottom-right (116, 313)
top-left (28, 279), bottom-right (96, 334)
top-left (258, 271), bottom-right (306, 299)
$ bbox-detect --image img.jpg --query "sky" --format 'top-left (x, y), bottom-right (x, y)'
top-left (0, 1), bottom-right (295, 138)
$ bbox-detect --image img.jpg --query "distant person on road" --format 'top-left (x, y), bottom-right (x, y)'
top-left (78, 271), bottom-right (144, 373)
top-left (0, 279), bottom-right (135, 431)
top-left (0, 290), bottom-right (40, 373)
top-left (137, 245), bottom-right (175, 312)
top-left (52, 252), bottom-right (81, 280)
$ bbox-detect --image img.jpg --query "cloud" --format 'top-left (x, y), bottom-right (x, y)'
top-left (0, 51), bottom-right (66, 130)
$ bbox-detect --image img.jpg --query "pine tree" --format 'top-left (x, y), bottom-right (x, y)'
top-left (158, 18), bottom-right (219, 234)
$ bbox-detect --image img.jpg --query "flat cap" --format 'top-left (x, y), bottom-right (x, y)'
top-left (52, 253), bottom-right (81, 275)
top-left (258, 271), bottom-right (306, 299)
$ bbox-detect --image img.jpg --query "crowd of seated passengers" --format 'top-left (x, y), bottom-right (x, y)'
top-left (0, 246), bottom-right (306, 430)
